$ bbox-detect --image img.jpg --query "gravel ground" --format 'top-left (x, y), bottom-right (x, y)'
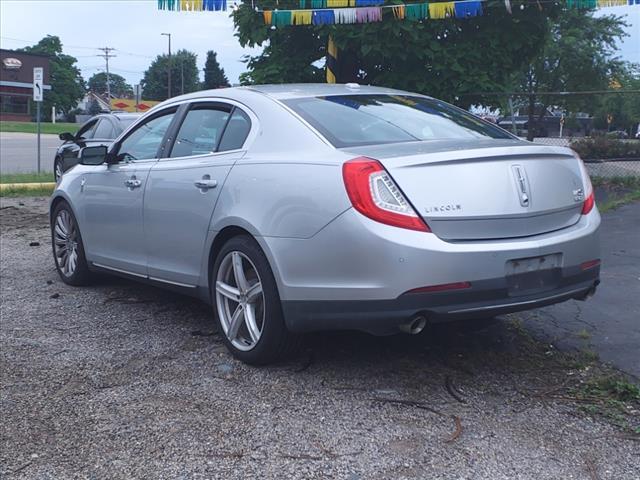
top-left (1, 197), bottom-right (638, 479)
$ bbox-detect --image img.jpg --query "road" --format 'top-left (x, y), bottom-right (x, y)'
top-left (0, 132), bottom-right (60, 174)
top-left (522, 200), bottom-right (640, 378)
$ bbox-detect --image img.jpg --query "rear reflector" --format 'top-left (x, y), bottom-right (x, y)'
top-left (580, 259), bottom-right (601, 271)
top-left (405, 282), bottom-right (472, 294)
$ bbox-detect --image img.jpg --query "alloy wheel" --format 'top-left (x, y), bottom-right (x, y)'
top-left (53, 209), bottom-right (79, 277)
top-left (215, 251), bottom-right (265, 351)
top-left (54, 161), bottom-right (63, 182)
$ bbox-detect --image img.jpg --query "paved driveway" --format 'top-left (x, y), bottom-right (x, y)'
top-left (522, 201), bottom-right (640, 378)
top-left (0, 132), bottom-right (60, 174)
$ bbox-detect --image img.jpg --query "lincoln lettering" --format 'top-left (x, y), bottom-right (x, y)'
top-left (424, 204), bottom-right (463, 214)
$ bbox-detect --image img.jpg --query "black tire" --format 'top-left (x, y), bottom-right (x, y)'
top-left (211, 235), bottom-right (299, 365)
top-left (54, 157), bottom-right (64, 183)
top-left (51, 201), bottom-right (93, 286)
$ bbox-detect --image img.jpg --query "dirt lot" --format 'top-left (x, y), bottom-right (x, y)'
top-left (1, 197), bottom-right (639, 479)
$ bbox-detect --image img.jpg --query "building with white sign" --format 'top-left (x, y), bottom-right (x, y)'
top-left (0, 49), bottom-right (51, 122)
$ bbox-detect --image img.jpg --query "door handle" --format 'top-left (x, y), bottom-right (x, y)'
top-left (194, 175), bottom-right (218, 191)
top-left (124, 177), bottom-right (142, 189)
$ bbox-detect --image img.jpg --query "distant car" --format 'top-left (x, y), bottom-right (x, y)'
top-left (635, 124), bottom-right (640, 139)
top-left (54, 112), bottom-right (140, 181)
top-left (605, 130), bottom-right (629, 140)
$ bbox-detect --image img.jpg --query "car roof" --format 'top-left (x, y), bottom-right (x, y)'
top-left (241, 83), bottom-right (421, 100)
top-left (162, 84), bottom-right (427, 105)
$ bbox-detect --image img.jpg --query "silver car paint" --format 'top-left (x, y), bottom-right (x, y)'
top-left (51, 84), bottom-right (600, 326)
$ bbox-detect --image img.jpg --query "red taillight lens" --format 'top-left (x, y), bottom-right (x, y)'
top-left (342, 157), bottom-right (430, 232)
top-left (405, 282), bottom-right (472, 294)
top-left (578, 158), bottom-right (595, 215)
top-left (581, 190), bottom-right (595, 215)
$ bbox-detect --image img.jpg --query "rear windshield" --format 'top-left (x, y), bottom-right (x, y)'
top-left (283, 94), bottom-right (512, 147)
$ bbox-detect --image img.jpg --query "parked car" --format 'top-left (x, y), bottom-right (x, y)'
top-left (605, 130), bottom-right (629, 140)
top-left (54, 112), bottom-right (141, 181)
top-left (49, 84), bottom-right (601, 364)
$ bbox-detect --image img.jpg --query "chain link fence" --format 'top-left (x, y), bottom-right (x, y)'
top-left (529, 137), bottom-right (640, 179)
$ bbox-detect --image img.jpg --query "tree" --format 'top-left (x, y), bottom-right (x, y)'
top-left (140, 49), bottom-right (200, 101)
top-left (19, 35), bottom-right (85, 120)
top-left (511, 10), bottom-right (627, 139)
top-left (592, 65), bottom-right (640, 135)
top-left (232, 1), bottom-right (562, 109)
top-left (203, 50), bottom-right (230, 89)
top-left (87, 72), bottom-right (133, 98)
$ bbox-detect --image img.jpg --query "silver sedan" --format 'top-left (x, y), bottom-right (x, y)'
top-left (50, 84), bottom-right (600, 364)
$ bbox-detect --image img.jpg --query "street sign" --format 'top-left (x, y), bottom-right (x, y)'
top-left (33, 67), bottom-right (43, 102)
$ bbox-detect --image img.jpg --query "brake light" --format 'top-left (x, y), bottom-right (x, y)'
top-left (342, 157), bottom-right (430, 232)
top-left (578, 157), bottom-right (595, 215)
top-left (581, 190), bottom-right (595, 215)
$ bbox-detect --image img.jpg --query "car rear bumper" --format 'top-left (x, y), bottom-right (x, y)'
top-left (282, 266), bottom-right (600, 334)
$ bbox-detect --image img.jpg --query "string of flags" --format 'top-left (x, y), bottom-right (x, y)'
top-left (157, 0), bottom-right (639, 24)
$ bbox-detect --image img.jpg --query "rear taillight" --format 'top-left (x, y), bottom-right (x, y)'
top-left (404, 282), bottom-right (472, 294)
top-left (342, 157), bottom-right (430, 232)
top-left (578, 157), bottom-right (595, 215)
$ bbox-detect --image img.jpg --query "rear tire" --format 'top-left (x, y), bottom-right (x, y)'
top-left (212, 235), bottom-right (299, 365)
top-left (51, 201), bottom-right (92, 286)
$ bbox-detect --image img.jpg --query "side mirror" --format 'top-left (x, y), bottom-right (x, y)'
top-left (79, 145), bottom-right (107, 166)
top-left (59, 132), bottom-right (75, 142)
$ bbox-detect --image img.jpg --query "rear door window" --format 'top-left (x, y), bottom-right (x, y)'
top-left (93, 119), bottom-right (115, 139)
top-left (218, 109), bottom-right (251, 152)
top-left (170, 105), bottom-right (231, 158)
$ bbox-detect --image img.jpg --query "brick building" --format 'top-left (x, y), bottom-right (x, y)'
top-left (0, 49), bottom-right (51, 121)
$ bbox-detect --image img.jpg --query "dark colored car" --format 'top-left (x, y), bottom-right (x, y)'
top-left (54, 112), bottom-right (141, 181)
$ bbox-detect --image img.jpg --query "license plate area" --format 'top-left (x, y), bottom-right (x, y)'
top-left (506, 253), bottom-right (562, 297)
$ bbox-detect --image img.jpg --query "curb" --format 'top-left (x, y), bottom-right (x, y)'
top-left (0, 182), bottom-right (56, 191)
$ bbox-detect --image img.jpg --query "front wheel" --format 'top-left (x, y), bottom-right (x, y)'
top-left (212, 235), bottom-right (299, 365)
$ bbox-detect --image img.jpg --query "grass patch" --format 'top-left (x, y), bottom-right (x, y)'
top-left (0, 121), bottom-right (78, 135)
top-left (0, 172), bottom-right (54, 184)
top-left (0, 185), bottom-right (54, 197)
top-left (574, 376), bottom-right (640, 432)
top-left (598, 189), bottom-right (640, 213)
top-left (576, 329), bottom-right (591, 340)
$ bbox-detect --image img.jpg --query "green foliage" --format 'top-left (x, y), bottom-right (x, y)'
top-left (203, 50), bottom-right (230, 89)
top-left (232, 1), bottom-right (561, 108)
top-left (140, 49), bottom-right (200, 101)
top-left (18, 35), bottom-right (86, 120)
top-left (592, 65), bottom-right (640, 135)
top-left (87, 72), bottom-right (133, 98)
top-left (570, 136), bottom-right (640, 160)
top-left (511, 10), bottom-right (627, 139)
top-left (88, 99), bottom-right (103, 115)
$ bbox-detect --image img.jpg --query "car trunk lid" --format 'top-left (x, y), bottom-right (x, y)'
top-left (343, 139), bottom-right (586, 241)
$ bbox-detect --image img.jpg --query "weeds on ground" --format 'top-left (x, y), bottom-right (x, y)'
top-left (0, 186), bottom-right (54, 197)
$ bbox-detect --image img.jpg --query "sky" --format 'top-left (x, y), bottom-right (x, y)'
top-left (0, 0), bottom-right (638, 89)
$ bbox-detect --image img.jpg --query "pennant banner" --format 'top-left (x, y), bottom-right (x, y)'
top-left (156, 0), bottom-right (639, 19)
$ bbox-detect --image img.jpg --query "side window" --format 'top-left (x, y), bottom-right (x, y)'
top-left (93, 119), bottom-right (115, 139)
top-left (117, 110), bottom-right (176, 162)
top-left (170, 105), bottom-right (230, 158)
top-left (76, 120), bottom-right (98, 140)
top-left (218, 109), bottom-right (251, 152)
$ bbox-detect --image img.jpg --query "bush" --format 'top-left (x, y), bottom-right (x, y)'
top-left (571, 136), bottom-right (640, 160)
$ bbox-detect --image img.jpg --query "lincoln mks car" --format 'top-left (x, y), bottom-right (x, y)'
top-left (49, 84), bottom-right (600, 364)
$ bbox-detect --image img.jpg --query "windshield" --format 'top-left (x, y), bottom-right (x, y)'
top-left (283, 94), bottom-right (513, 147)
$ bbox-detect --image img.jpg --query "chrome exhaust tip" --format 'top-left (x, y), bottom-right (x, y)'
top-left (399, 315), bottom-right (428, 335)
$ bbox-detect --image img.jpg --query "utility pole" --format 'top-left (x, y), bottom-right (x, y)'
top-left (97, 47), bottom-right (116, 110)
top-left (161, 33), bottom-right (172, 99)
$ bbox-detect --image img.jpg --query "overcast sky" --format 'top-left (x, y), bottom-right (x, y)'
top-left (0, 0), bottom-right (638, 89)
